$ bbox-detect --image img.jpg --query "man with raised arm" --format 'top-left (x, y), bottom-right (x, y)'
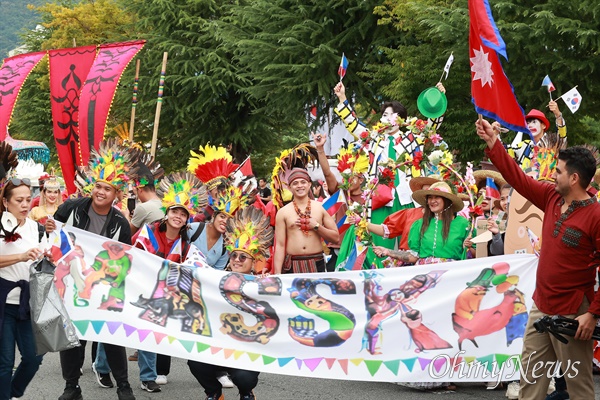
top-left (476, 118), bottom-right (600, 400)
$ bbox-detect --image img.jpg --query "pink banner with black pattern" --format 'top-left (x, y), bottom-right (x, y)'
top-left (0, 52), bottom-right (46, 140)
top-left (78, 41), bottom-right (145, 164)
top-left (49, 46), bottom-right (97, 194)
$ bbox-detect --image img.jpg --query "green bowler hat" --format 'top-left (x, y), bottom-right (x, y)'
top-left (417, 86), bottom-right (448, 119)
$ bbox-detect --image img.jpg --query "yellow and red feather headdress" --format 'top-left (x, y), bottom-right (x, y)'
top-left (188, 144), bottom-right (239, 189)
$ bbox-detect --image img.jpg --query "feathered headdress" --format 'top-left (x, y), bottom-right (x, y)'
top-left (157, 172), bottom-right (208, 215)
top-left (113, 122), bottom-right (144, 151)
top-left (188, 144), bottom-right (239, 189)
top-left (127, 148), bottom-right (164, 188)
top-left (210, 185), bottom-right (247, 217)
top-left (76, 138), bottom-right (137, 193)
top-left (337, 146), bottom-right (369, 176)
top-left (535, 134), bottom-right (562, 182)
top-left (225, 207), bottom-right (273, 260)
top-left (0, 141), bottom-right (19, 190)
top-left (270, 143), bottom-right (318, 208)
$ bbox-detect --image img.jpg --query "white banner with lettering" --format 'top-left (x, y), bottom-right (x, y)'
top-left (52, 226), bottom-right (538, 382)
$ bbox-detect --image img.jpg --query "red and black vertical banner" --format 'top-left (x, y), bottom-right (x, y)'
top-left (49, 46), bottom-right (96, 194)
top-left (0, 51), bottom-right (46, 140)
top-left (78, 41), bottom-right (145, 165)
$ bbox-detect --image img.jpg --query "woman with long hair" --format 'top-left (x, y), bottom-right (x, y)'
top-left (29, 175), bottom-right (63, 224)
top-left (0, 147), bottom-right (46, 400)
top-left (374, 181), bottom-right (469, 266)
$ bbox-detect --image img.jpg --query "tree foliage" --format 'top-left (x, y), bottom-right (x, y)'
top-left (372, 0), bottom-right (600, 165)
top-left (0, 0), bottom-right (43, 59)
top-left (5, 0), bottom-right (600, 177)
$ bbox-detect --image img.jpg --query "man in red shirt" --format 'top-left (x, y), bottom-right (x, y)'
top-left (476, 118), bottom-right (600, 400)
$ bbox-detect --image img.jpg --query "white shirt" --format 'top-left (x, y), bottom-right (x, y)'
top-left (0, 213), bottom-right (41, 304)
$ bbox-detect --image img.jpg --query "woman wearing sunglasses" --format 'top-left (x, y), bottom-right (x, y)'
top-left (188, 207), bottom-right (273, 400)
top-left (0, 154), bottom-right (47, 400)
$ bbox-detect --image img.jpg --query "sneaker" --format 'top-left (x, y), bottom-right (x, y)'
top-left (92, 362), bottom-right (114, 388)
top-left (505, 381), bottom-right (519, 400)
top-left (117, 382), bottom-right (136, 400)
top-left (240, 391), bottom-right (256, 400)
top-left (545, 390), bottom-right (570, 400)
top-left (155, 375), bottom-right (168, 385)
top-left (141, 381), bottom-right (161, 393)
top-left (58, 384), bottom-right (83, 400)
top-left (205, 394), bottom-right (224, 400)
top-left (128, 351), bottom-right (138, 362)
top-left (547, 378), bottom-right (556, 394)
top-left (217, 374), bottom-right (234, 388)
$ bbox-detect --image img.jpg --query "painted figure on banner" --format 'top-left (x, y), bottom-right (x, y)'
top-left (287, 277), bottom-right (356, 347)
top-left (452, 262), bottom-right (527, 350)
top-left (362, 270), bottom-right (450, 355)
top-left (78, 241), bottom-right (133, 311)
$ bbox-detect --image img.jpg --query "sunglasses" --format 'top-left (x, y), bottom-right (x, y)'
top-left (10, 178), bottom-right (31, 186)
top-left (230, 252), bottom-right (252, 262)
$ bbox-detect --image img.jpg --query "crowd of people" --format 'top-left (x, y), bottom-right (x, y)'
top-left (1, 77), bottom-right (600, 400)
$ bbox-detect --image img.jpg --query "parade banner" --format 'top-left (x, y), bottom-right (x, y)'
top-left (78, 41), bottom-right (145, 164)
top-left (54, 226), bottom-right (538, 383)
top-left (49, 46), bottom-right (97, 194)
top-left (0, 51), bottom-right (46, 140)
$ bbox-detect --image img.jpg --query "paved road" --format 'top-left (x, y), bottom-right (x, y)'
top-left (21, 349), bottom-right (600, 399)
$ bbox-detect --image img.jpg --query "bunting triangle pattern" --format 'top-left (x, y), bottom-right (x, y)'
top-left (91, 320), bottom-right (104, 334)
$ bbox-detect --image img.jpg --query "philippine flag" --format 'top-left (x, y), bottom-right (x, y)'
top-left (541, 75), bottom-right (555, 92)
top-left (134, 224), bottom-right (159, 253)
top-left (338, 53), bottom-right (348, 81)
top-left (51, 229), bottom-right (73, 263)
top-left (485, 177), bottom-right (500, 199)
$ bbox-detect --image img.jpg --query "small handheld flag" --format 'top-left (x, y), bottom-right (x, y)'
top-left (541, 75), bottom-right (555, 100)
top-left (440, 52), bottom-right (454, 82)
top-left (559, 86), bottom-right (582, 114)
top-left (338, 53), bottom-right (348, 81)
top-left (485, 177), bottom-right (500, 199)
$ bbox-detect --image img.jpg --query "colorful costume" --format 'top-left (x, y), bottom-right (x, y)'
top-left (407, 216), bottom-right (469, 262)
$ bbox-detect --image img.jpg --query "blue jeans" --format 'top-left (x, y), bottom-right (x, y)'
top-left (95, 345), bottom-right (156, 381)
top-left (0, 304), bottom-right (44, 400)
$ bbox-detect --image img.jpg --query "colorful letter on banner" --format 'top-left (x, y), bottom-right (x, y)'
top-left (55, 224), bottom-right (539, 383)
top-left (49, 46), bottom-right (97, 194)
top-left (78, 41), bottom-right (145, 164)
top-left (0, 51), bottom-right (46, 140)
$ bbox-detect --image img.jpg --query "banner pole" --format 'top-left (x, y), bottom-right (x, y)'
top-left (129, 59), bottom-right (141, 141)
top-left (150, 52), bottom-right (168, 158)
